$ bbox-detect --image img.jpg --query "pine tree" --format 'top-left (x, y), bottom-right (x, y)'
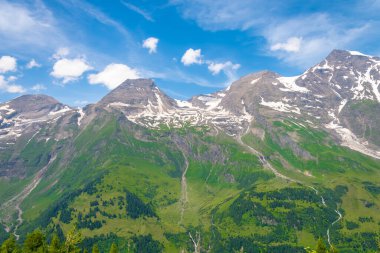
top-left (24, 229), bottom-right (47, 253)
top-left (49, 233), bottom-right (61, 253)
top-left (92, 244), bottom-right (100, 253)
top-left (316, 238), bottom-right (327, 253)
top-left (1, 234), bottom-right (16, 253)
top-left (64, 227), bottom-right (82, 253)
top-left (109, 243), bottom-right (118, 253)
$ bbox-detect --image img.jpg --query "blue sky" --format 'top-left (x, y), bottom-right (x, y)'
top-left (0, 0), bottom-right (379, 106)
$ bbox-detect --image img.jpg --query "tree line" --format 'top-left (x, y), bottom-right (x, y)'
top-left (0, 228), bottom-right (119, 253)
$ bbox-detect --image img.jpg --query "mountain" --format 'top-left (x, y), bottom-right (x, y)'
top-left (0, 50), bottom-right (380, 252)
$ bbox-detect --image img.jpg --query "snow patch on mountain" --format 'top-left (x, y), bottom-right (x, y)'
top-left (77, 108), bottom-right (85, 126)
top-left (49, 106), bottom-right (72, 116)
top-left (326, 120), bottom-right (380, 159)
top-left (260, 97), bottom-right (301, 114)
top-left (348, 50), bottom-right (372, 57)
top-left (250, 78), bottom-right (261, 85)
top-left (277, 76), bottom-right (310, 93)
top-left (338, 99), bottom-right (347, 114)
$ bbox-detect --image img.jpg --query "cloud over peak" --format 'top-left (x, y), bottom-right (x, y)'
top-left (207, 61), bottom-right (240, 75)
top-left (270, 37), bottom-right (302, 53)
top-left (88, 63), bottom-right (141, 89)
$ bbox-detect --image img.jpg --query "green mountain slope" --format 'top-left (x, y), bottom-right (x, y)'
top-left (1, 108), bottom-right (378, 252)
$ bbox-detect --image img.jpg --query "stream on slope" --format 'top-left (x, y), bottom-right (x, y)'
top-left (0, 156), bottom-right (56, 239)
top-left (237, 132), bottom-right (341, 247)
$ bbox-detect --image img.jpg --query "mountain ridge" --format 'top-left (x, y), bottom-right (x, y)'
top-left (1, 49), bottom-right (380, 157)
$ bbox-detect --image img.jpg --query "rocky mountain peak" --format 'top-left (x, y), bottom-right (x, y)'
top-left (299, 49), bottom-right (380, 102)
top-left (98, 78), bottom-right (176, 115)
top-left (7, 94), bottom-right (63, 114)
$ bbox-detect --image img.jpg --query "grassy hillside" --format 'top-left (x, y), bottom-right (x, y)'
top-left (1, 113), bottom-right (380, 252)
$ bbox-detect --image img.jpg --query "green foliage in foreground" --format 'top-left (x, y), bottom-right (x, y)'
top-left (0, 228), bottom-right (120, 253)
top-left (0, 227), bottom-right (165, 253)
top-left (1, 228), bottom-right (354, 253)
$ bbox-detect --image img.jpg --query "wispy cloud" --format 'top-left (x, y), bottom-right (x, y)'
top-left (0, 1), bottom-right (66, 53)
top-left (57, 0), bottom-right (132, 39)
top-left (173, 0), bottom-right (378, 68)
top-left (121, 1), bottom-right (154, 22)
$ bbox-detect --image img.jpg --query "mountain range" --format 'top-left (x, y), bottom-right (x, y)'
top-left (0, 49), bottom-right (380, 252)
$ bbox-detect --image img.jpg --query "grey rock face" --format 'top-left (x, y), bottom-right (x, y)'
top-left (187, 50), bottom-right (380, 156)
top-left (0, 95), bottom-right (73, 141)
top-left (0, 95), bottom-right (78, 177)
top-left (98, 78), bottom-right (176, 114)
top-left (8, 94), bottom-right (63, 114)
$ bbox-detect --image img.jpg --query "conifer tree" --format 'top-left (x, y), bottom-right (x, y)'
top-left (49, 233), bottom-right (61, 253)
top-left (64, 227), bottom-right (82, 253)
top-left (24, 229), bottom-right (47, 253)
top-left (316, 238), bottom-right (327, 253)
top-left (109, 243), bottom-right (118, 253)
top-left (92, 244), bottom-right (100, 253)
top-left (1, 234), bottom-right (16, 253)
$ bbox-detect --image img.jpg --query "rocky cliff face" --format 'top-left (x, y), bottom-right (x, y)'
top-left (0, 95), bottom-right (78, 177)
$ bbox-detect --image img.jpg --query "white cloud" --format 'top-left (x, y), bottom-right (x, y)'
top-left (51, 58), bottom-right (92, 83)
top-left (207, 61), bottom-right (240, 75)
top-left (207, 60), bottom-right (241, 86)
top-left (53, 47), bottom-right (70, 59)
top-left (270, 37), bottom-right (302, 52)
top-left (26, 59), bottom-right (41, 69)
top-left (31, 84), bottom-right (46, 91)
top-left (179, 47), bottom-right (240, 85)
top-left (0, 56), bottom-right (17, 73)
top-left (88, 63), bottom-right (141, 89)
top-left (181, 48), bottom-right (202, 66)
top-left (0, 75), bottom-right (25, 93)
top-left (142, 37), bottom-right (159, 54)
